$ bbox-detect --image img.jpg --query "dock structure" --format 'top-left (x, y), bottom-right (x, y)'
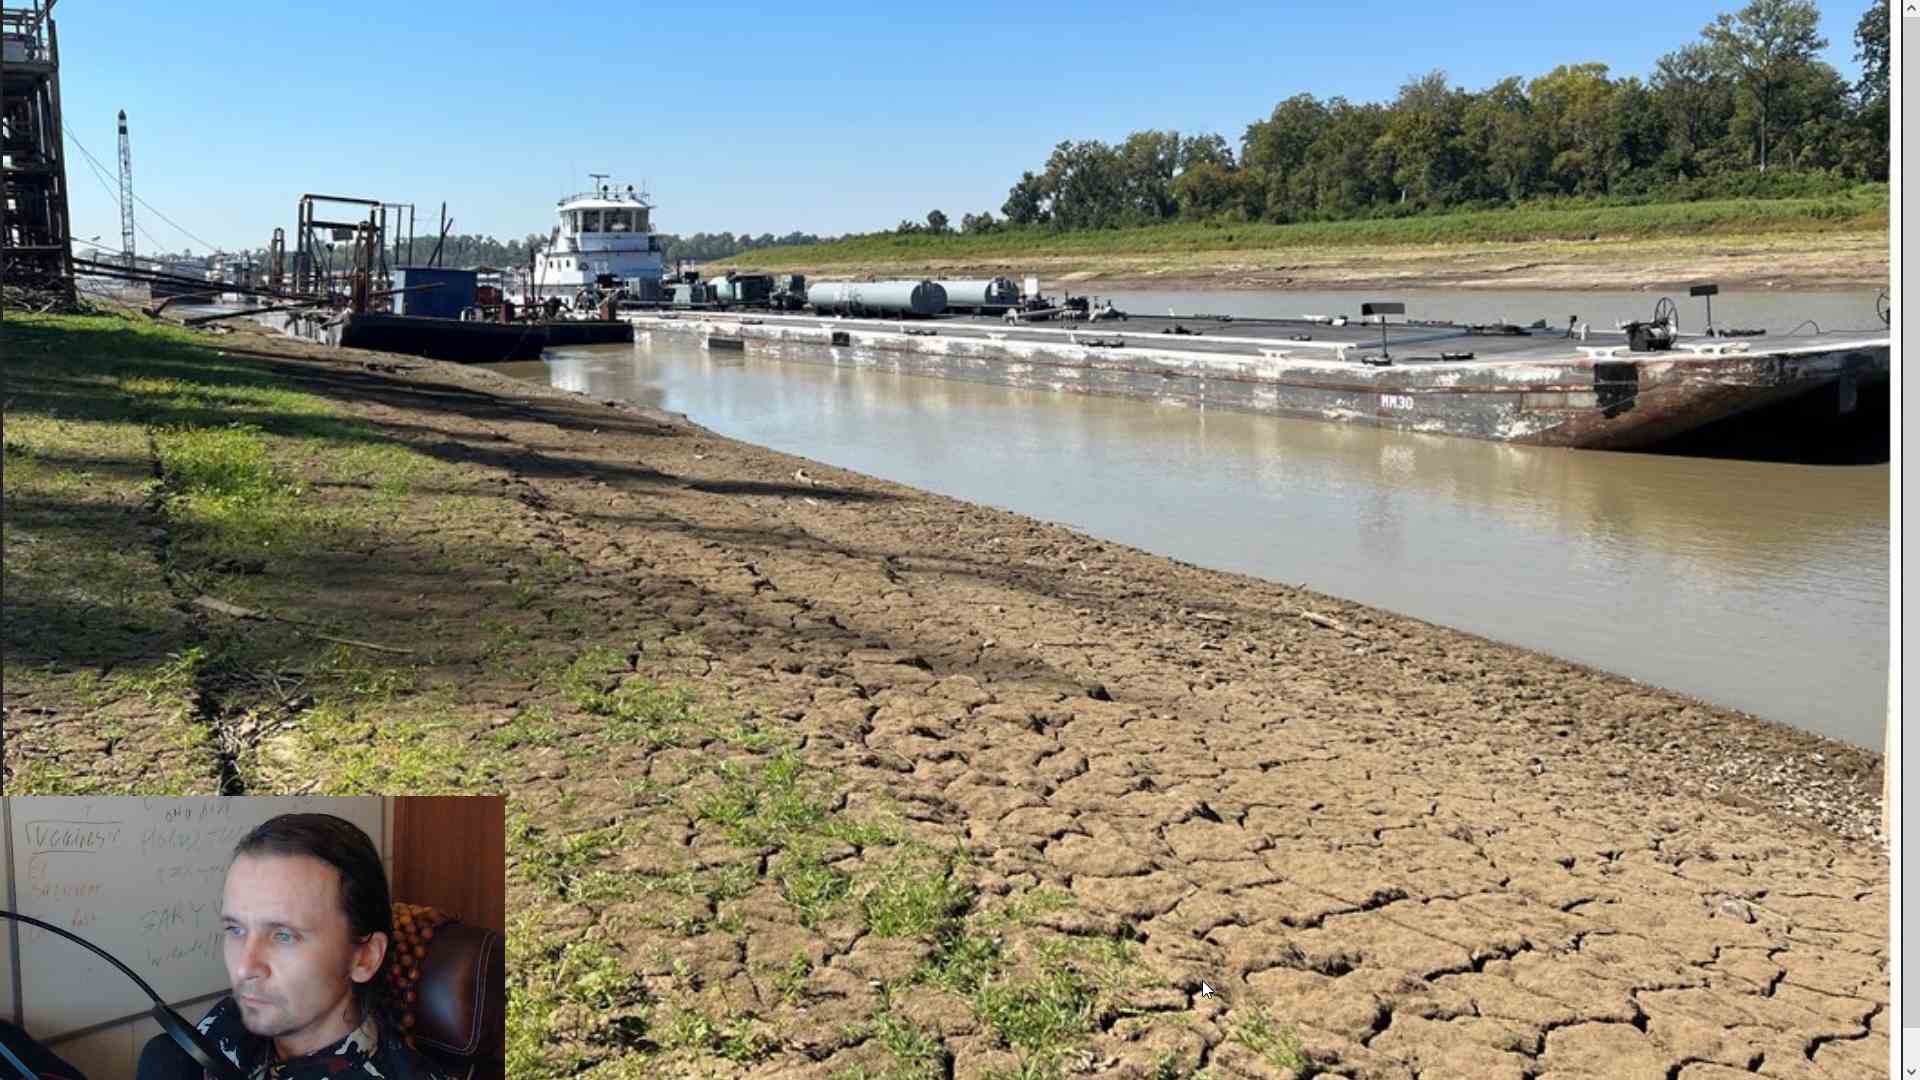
top-left (1, 0), bottom-right (75, 299)
top-left (626, 308), bottom-right (1889, 451)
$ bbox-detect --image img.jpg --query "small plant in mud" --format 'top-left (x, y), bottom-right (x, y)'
top-left (833, 1009), bottom-right (951, 1080)
top-left (772, 950), bottom-right (813, 1005)
top-left (654, 1002), bottom-right (778, 1063)
top-left (557, 645), bottom-right (698, 746)
top-left (698, 751), bottom-right (831, 848)
top-left (910, 910), bottom-right (1144, 1080)
top-left (1232, 1004), bottom-right (1313, 1076)
top-left (974, 962), bottom-right (1098, 1064)
top-left (506, 911), bottom-right (652, 1077)
top-left (487, 704), bottom-right (565, 751)
top-left (511, 815), bottom-right (632, 902)
top-left (861, 846), bottom-right (976, 938)
top-left (777, 850), bottom-right (853, 928)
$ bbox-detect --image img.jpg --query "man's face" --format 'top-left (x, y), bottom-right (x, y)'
top-left (220, 853), bottom-right (384, 1050)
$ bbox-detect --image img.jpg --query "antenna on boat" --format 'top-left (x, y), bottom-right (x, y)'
top-left (589, 171), bottom-right (609, 194)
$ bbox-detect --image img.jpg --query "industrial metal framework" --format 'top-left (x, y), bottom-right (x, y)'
top-left (293, 193), bottom-right (386, 296)
top-left (1, 0), bottom-right (74, 296)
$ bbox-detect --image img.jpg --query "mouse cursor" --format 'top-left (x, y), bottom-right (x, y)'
top-left (1198, 982), bottom-right (1217, 998)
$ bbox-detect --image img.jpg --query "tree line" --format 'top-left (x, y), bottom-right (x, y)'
top-left (906, 0), bottom-right (1887, 236)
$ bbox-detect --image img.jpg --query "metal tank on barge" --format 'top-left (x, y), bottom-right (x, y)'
top-left (807, 280), bottom-right (947, 317)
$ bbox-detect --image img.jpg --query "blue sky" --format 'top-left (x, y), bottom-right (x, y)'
top-left (52, 0), bottom-right (1876, 254)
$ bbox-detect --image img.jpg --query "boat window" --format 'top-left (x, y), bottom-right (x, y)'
top-left (608, 210), bottom-right (631, 232)
top-left (635, 211), bottom-right (650, 233)
top-left (582, 210), bottom-right (601, 233)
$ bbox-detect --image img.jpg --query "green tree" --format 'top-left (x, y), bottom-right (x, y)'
top-left (1242, 93), bottom-right (1328, 220)
top-left (1855, 0), bottom-right (1888, 102)
top-left (1849, 0), bottom-right (1889, 179)
top-left (1530, 63), bottom-right (1617, 195)
top-left (1177, 133), bottom-right (1235, 171)
top-left (1605, 78), bottom-right (1668, 192)
top-left (1461, 77), bottom-right (1544, 201)
top-left (926, 209), bottom-right (949, 234)
top-left (1170, 161), bottom-right (1239, 220)
top-left (1291, 99), bottom-right (1389, 216)
top-left (959, 210), bottom-right (997, 234)
top-left (1040, 140), bottom-right (1128, 230)
top-left (1383, 70), bottom-right (1469, 206)
top-left (1701, 0), bottom-right (1828, 171)
top-left (1001, 170), bottom-right (1050, 225)
top-left (1651, 43), bottom-right (1734, 176)
top-left (1115, 130), bottom-right (1184, 223)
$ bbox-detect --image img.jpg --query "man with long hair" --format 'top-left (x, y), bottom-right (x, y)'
top-left (136, 814), bottom-right (452, 1080)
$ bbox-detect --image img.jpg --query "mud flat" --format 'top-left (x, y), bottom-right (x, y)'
top-left (2, 311), bottom-right (1887, 1078)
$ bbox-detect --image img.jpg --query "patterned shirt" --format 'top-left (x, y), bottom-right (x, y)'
top-left (193, 996), bottom-right (454, 1080)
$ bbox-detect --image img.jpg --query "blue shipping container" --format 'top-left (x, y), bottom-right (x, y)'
top-left (392, 267), bottom-right (477, 319)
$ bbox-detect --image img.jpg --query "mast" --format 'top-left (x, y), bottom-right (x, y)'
top-left (116, 109), bottom-right (134, 268)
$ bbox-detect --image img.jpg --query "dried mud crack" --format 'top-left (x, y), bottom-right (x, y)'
top-left (1, 311), bottom-right (1887, 1079)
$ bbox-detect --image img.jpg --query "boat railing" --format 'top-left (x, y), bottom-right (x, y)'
top-left (556, 190), bottom-right (652, 208)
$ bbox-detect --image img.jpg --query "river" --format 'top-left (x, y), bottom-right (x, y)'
top-left (491, 287), bottom-right (1890, 748)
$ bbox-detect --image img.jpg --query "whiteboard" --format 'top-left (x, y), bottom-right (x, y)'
top-left (5, 797), bottom-right (385, 1039)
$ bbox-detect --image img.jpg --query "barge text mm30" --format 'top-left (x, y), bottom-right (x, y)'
top-left (623, 289), bottom-right (1888, 451)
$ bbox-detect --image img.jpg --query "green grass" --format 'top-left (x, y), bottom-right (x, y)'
top-left (652, 1002), bottom-right (778, 1063)
top-left (1, 308), bottom-right (508, 794)
top-left (772, 951), bottom-right (813, 1006)
top-left (558, 645), bottom-right (699, 748)
top-left (697, 751), bottom-right (831, 849)
top-left (832, 1010), bottom-right (952, 1080)
top-left (777, 853), bottom-right (853, 928)
top-left (513, 815), bottom-right (629, 901)
top-left (861, 847), bottom-right (975, 938)
top-left (1232, 1005), bottom-right (1314, 1076)
top-left (705, 187), bottom-right (1888, 273)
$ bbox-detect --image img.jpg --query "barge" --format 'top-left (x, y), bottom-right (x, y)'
top-left (622, 306), bottom-right (1889, 450)
top-left (263, 310), bottom-right (631, 362)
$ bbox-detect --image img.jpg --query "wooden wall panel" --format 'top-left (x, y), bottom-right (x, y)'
top-left (390, 796), bottom-right (505, 931)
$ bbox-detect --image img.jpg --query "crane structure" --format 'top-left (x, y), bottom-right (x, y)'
top-left (116, 108), bottom-right (133, 268)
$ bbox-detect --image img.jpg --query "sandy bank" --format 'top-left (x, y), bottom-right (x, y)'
top-left (717, 230), bottom-right (1890, 294)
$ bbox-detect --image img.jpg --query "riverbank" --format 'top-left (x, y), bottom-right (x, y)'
top-left (705, 196), bottom-right (1889, 293)
top-left (2, 309), bottom-right (1887, 1079)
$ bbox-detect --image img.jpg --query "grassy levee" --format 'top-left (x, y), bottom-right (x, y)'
top-left (703, 187), bottom-right (1888, 277)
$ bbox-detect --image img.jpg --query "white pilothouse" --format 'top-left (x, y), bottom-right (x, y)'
top-left (531, 175), bottom-right (665, 298)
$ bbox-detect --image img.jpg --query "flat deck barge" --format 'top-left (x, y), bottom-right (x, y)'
top-left (623, 308), bottom-right (1888, 450)
top-left (261, 311), bottom-right (632, 363)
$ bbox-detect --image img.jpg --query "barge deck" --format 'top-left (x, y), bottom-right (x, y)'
top-left (623, 308), bottom-right (1889, 450)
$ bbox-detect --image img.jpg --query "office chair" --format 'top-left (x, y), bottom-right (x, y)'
top-left (387, 905), bottom-right (505, 1080)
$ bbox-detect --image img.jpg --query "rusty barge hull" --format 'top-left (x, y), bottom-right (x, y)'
top-left (626, 312), bottom-right (1888, 450)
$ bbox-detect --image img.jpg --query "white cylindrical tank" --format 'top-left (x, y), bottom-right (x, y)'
top-left (931, 277), bottom-right (1020, 311)
top-left (807, 280), bottom-right (947, 317)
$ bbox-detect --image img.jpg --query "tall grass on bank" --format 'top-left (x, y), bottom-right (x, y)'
top-left (711, 187), bottom-right (1888, 271)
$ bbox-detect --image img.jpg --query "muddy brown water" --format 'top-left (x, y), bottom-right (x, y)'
top-left (493, 287), bottom-right (1889, 748)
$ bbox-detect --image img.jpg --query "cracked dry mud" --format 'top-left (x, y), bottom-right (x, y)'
top-left (19, 322), bottom-right (1885, 1078)
top-left (392, 348), bottom-right (1885, 1078)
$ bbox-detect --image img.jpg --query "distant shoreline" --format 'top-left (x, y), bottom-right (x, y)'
top-left (702, 192), bottom-right (1889, 294)
top-left (707, 229), bottom-right (1889, 294)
